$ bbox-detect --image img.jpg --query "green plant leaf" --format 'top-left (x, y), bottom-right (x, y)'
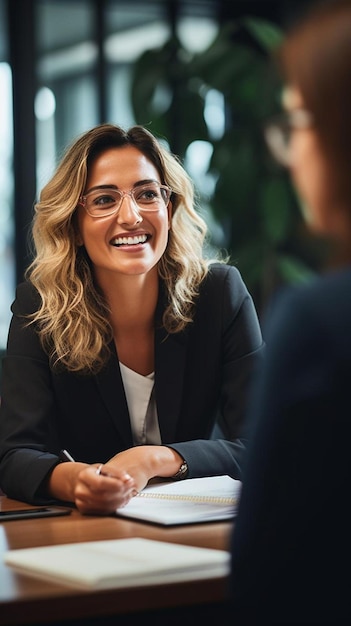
top-left (259, 177), bottom-right (292, 244)
top-left (209, 130), bottom-right (259, 224)
top-left (190, 41), bottom-right (257, 88)
top-left (188, 22), bottom-right (241, 74)
top-left (240, 16), bottom-right (284, 52)
top-left (131, 47), bottom-right (171, 123)
top-left (277, 254), bottom-right (316, 283)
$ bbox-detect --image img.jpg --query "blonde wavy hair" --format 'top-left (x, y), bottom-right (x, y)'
top-left (26, 123), bottom-right (222, 373)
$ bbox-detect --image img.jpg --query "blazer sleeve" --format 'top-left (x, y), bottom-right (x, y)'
top-left (169, 264), bottom-right (265, 479)
top-left (0, 282), bottom-right (61, 503)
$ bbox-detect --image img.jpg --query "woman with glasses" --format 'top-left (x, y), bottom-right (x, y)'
top-left (229, 0), bottom-right (351, 622)
top-left (0, 123), bottom-right (264, 514)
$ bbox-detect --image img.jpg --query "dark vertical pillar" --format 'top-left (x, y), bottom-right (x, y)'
top-left (7, 0), bottom-right (37, 283)
top-left (166, 0), bottom-right (182, 154)
top-left (95, 0), bottom-right (108, 124)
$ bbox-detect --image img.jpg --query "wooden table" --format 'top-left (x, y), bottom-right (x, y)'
top-left (0, 496), bottom-right (233, 625)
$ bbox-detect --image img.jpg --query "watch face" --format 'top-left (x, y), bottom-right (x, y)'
top-left (173, 461), bottom-right (188, 479)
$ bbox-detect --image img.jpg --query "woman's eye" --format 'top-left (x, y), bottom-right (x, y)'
top-left (138, 190), bottom-right (157, 202)
top-left (94, 194), bottom-right (115, 206)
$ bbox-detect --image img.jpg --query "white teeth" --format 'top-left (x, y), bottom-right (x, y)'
top-left (111, 234), bottom-right (147, 246)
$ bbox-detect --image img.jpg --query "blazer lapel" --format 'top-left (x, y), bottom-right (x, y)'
top-left (154, 324), bottom-right (188, 442)
top-left (95, 343), bottom-right (134, 448)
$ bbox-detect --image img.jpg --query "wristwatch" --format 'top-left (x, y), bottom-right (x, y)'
top-left (171, 460), bottom-right (188, 480)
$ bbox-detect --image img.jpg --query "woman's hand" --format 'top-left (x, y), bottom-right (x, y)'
top-left (73, 465), bottom-right (137, 515)
top-left (48, 461), bottom-right (138, 515)
top-left (103, 445), bottom-right (186, 493)
top-left (48, 445), bottom-right (184, 515)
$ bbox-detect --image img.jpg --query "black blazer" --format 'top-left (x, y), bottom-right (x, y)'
top-left (0, 263), bottom-right (264, 504)
top-left (229, 267), bottom-right (351, 623)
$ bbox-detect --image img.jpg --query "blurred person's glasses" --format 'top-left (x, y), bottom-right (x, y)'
top-left (79, 181), bottom-right (172, 218)
top-left (264, 109), bottom-right (313, 167)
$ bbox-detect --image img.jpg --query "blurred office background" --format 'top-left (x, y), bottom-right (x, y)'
top-left (0, 0), bottom-right (324, 357)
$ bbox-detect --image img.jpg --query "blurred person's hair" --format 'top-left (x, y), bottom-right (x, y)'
top-left (277, 0), bottom-right (351, 202)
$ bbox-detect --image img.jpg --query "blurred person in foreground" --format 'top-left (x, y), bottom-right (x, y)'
top-left (229, 0), bottom-right (351, 622)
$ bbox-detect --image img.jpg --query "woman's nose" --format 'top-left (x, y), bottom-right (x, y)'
top-left (115, 194), bottom-right (142, 225)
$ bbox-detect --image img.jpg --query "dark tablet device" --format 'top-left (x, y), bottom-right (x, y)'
top-left (0, 507), bottom-right (72, 522)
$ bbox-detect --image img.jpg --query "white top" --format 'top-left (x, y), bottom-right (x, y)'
top-left (119, 362), bottom-right (161, 445)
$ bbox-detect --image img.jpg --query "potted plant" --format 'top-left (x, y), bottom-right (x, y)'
top-left (130, 16), bottom-right (324, 311)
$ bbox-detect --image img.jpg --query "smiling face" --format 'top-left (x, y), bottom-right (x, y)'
top-left (76, 145), bottom-right (172, 285)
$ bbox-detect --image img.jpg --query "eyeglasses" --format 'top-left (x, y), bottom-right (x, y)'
top-left (264, 108), bottom-right (314, 167)
top-left (79, 181), bottom-right (172, 218)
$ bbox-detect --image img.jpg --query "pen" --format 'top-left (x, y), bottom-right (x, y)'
top-left (59, 449), bottom-right (75, 463)
top-left (95, 464), bottom-right (123, 479)
top-left (59, 449), bottom-right (118, 478)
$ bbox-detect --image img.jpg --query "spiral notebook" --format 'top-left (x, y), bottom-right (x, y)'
top-left (116, 475), bottom-right (241, 525)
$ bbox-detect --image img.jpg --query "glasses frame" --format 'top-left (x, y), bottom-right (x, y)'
top-left (264, 108), bottom-right (314, 167)
top-left (79, 181), bottom-right (172, 218)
